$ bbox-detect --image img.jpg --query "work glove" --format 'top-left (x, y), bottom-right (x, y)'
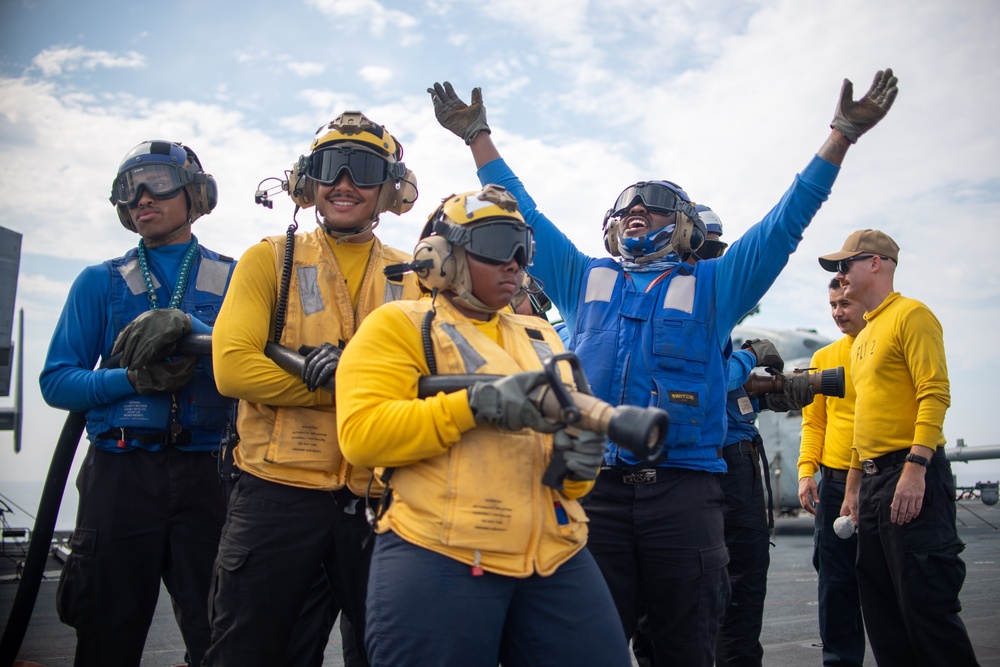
top-left (427, 81), bottom-right (491, 145)
top-left (830, 68), bottom-right (899, 143)
top-left (112, 308), bottom-right (191, 371)
top-left (760, 373), bottom-right (816, 412)
top-left (742, 338), bottom-right (784, 372)
top-left (552, 428), bottom-right (606, 482)
top-left (127, 356), bottom-right (198, 395)
top-left (298, 342), bottom-right (344, 392)
top-left (467, 371), bottom-right (546, 431)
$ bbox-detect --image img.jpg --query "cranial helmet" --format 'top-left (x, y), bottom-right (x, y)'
top-left (110, 140), bottom-right (218, 232)
top-left (602, 180), bottom-right (706, 263)
top-left (691, 204), bottom-right (728, 260)
top-left (411, 184), bottom-right (533, 314)
top-left (288, 111), bottom-right (418, 238)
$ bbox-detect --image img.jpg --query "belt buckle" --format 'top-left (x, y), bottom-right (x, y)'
top-left (862, 459), bottom-right (878, 476)
top-left (623, 469), bottom-right (657, 485)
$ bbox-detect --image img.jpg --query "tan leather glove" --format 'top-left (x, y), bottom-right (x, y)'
top-left (427, 81), bottom-right (491, 144)
top-left (830, 68), bottom-right (899, 143)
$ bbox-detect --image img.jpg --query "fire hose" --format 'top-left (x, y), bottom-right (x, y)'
top-left (0, 338), bottom-right (665, 663)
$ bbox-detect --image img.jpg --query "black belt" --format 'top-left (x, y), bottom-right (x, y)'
top-left (721, 440), bottom-right (757, 458)
top-left (820, 465), bottom-right (849, 482)
top-left (331, 487), bottom-right (367, 515)
top-left (861, 447), bottom-right (944, 476)
top-left (96, 428), bottom-right (192, 447)
top-left (600, 467), bottom-right (659, 485)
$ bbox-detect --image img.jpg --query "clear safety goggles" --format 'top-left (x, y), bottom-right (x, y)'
top-left (609, 182), bottom-right (681, 219)
top-left (306, 146), bottom-right (391, 188)
top-left (435, 218), bottom-right (535, 267)
top-left (110, 163), bottom-right (191, 208)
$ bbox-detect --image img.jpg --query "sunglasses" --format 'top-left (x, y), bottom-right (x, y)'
top-left (110, 163), bottom-right (191, 208)
top-left (609, 182), bottom-right (681, 219)
top-left (436, 218), bottom-right (534, 267)
top-left (306, 146), bottom-right (391, 188)
top-left (836, 254), bottom-right (890, 274)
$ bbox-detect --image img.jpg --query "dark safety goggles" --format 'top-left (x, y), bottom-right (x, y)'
top-left (609, 182), bottom-right (682, 219)
top-left (694, 239), bottom-right (729, 260)
top-left (306, 146), bottom-right (391, 187)
top-left (110, 163), bottom-right (191, 208)
top-left (435, 218), bottom-right (535, 267)
top-left (835, 254), bottom-right (891, 274)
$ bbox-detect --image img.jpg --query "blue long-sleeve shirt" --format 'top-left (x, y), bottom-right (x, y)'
top-left (478, 155), bottom-right (839, 356)
top-left (40, 242), bottom-right (212, 413)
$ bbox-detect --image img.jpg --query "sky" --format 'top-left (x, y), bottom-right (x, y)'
top-left (1, 0), bottom-right (999, 527)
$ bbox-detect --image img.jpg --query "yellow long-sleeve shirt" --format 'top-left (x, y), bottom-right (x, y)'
top-left (850, 292), bottom-right (950, 466)
top-left (212, 235), bottom-right (375, 407)
top-left (798, 335), bottom-right (857, 479)
top-left (336, 297), bottom-right (592, 497)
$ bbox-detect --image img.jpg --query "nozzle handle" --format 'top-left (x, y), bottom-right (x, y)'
top-left (541, 451), bottom-right (571, 490)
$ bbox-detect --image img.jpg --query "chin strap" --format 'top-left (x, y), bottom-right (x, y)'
top-left (316, 207), bottom-right (380, 243)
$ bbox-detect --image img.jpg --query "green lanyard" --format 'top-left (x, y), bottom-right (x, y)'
top-left (136, 237), bottom-right (199, 310)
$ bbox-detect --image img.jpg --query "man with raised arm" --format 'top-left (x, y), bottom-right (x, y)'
top-left (428, 70), bottom-right (897, 666)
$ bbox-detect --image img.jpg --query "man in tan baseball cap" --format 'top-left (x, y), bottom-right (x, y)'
top-left (818, 228), bottom-right (899, 273)
top-left (818, 229), bottom-right (979, 666)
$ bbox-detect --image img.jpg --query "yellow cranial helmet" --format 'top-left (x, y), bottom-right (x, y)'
top-left (411, 185), bottom-right (533, 314)
top-left (310, 110), bottom-right (400, 157)
top-left (288, 111), bottom-right (418, 234)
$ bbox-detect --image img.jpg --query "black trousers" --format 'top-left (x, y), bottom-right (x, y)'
top-left (813, 471), bottom-right (865, 666)
top-left (583, 468), bottom-right (729, 667)
top-left (856, 454), bottom-right (980, 667)
top-left (633, 445), bottom-right (768, 667)
top-left (715, 442), bottom-right (770, 667)
top-left (57, 446), bottom-right (227, 667)
top-left (202, 472), bottom-right (373, 667)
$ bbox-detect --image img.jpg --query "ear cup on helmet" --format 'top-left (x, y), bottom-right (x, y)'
top-left (382, 167), bottom-right (418, 215)
top-left (604, 220), bottom-right (622, 256)
top-left (412, 235), bottom-right (455, 292)
top-left (671, 206), bottom-right (707, 258)
top-left (187, 173), bottom-right (218, 221)
top-left (288, 157), bottom-right (316, 208)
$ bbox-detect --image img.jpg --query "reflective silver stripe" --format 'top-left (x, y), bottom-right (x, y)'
top-left (118, 259), bottom-right (157, 296)
top-left (384, 281), bottom-right (404, 303)
top-left (297, 266), bottom-right (325, 315)
top-left (195, 258), bottom-right (230, 296)
top-left (441, 323), bottom-right (487, 373)
top-left (584, 267), bottom-right (618, 303)
top-left (531, 340), bottom-right (554, 364)
top-left (663, 274), bottom-right (695, 313)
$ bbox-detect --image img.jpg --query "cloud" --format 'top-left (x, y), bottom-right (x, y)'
top-left (30, 46), bottom-right (145, 77)
top-left (360, 65), bottom-right (392, 88)
top-left (306, 0), bottom-right (418, 35)
top-left (287, 61), bottom-right (325, 78)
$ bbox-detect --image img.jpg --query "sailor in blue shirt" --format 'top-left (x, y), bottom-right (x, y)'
top-left (427, 70), bottom-right (897, 665)
top-left (40, 140), bottom-right (235, 667)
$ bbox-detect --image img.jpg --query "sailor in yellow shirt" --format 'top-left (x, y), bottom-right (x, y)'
top-left (337, 186), bottom-right (631, 667)
top-left (203, 112), bottom-right (421, 667)
top-left (819, 229), bottom-right (979, 667)
top-left (797, 277), bottom-right (866, 666)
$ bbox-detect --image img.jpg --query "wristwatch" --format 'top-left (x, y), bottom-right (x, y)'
top-left (905, 453), bottom-right (930, 467)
